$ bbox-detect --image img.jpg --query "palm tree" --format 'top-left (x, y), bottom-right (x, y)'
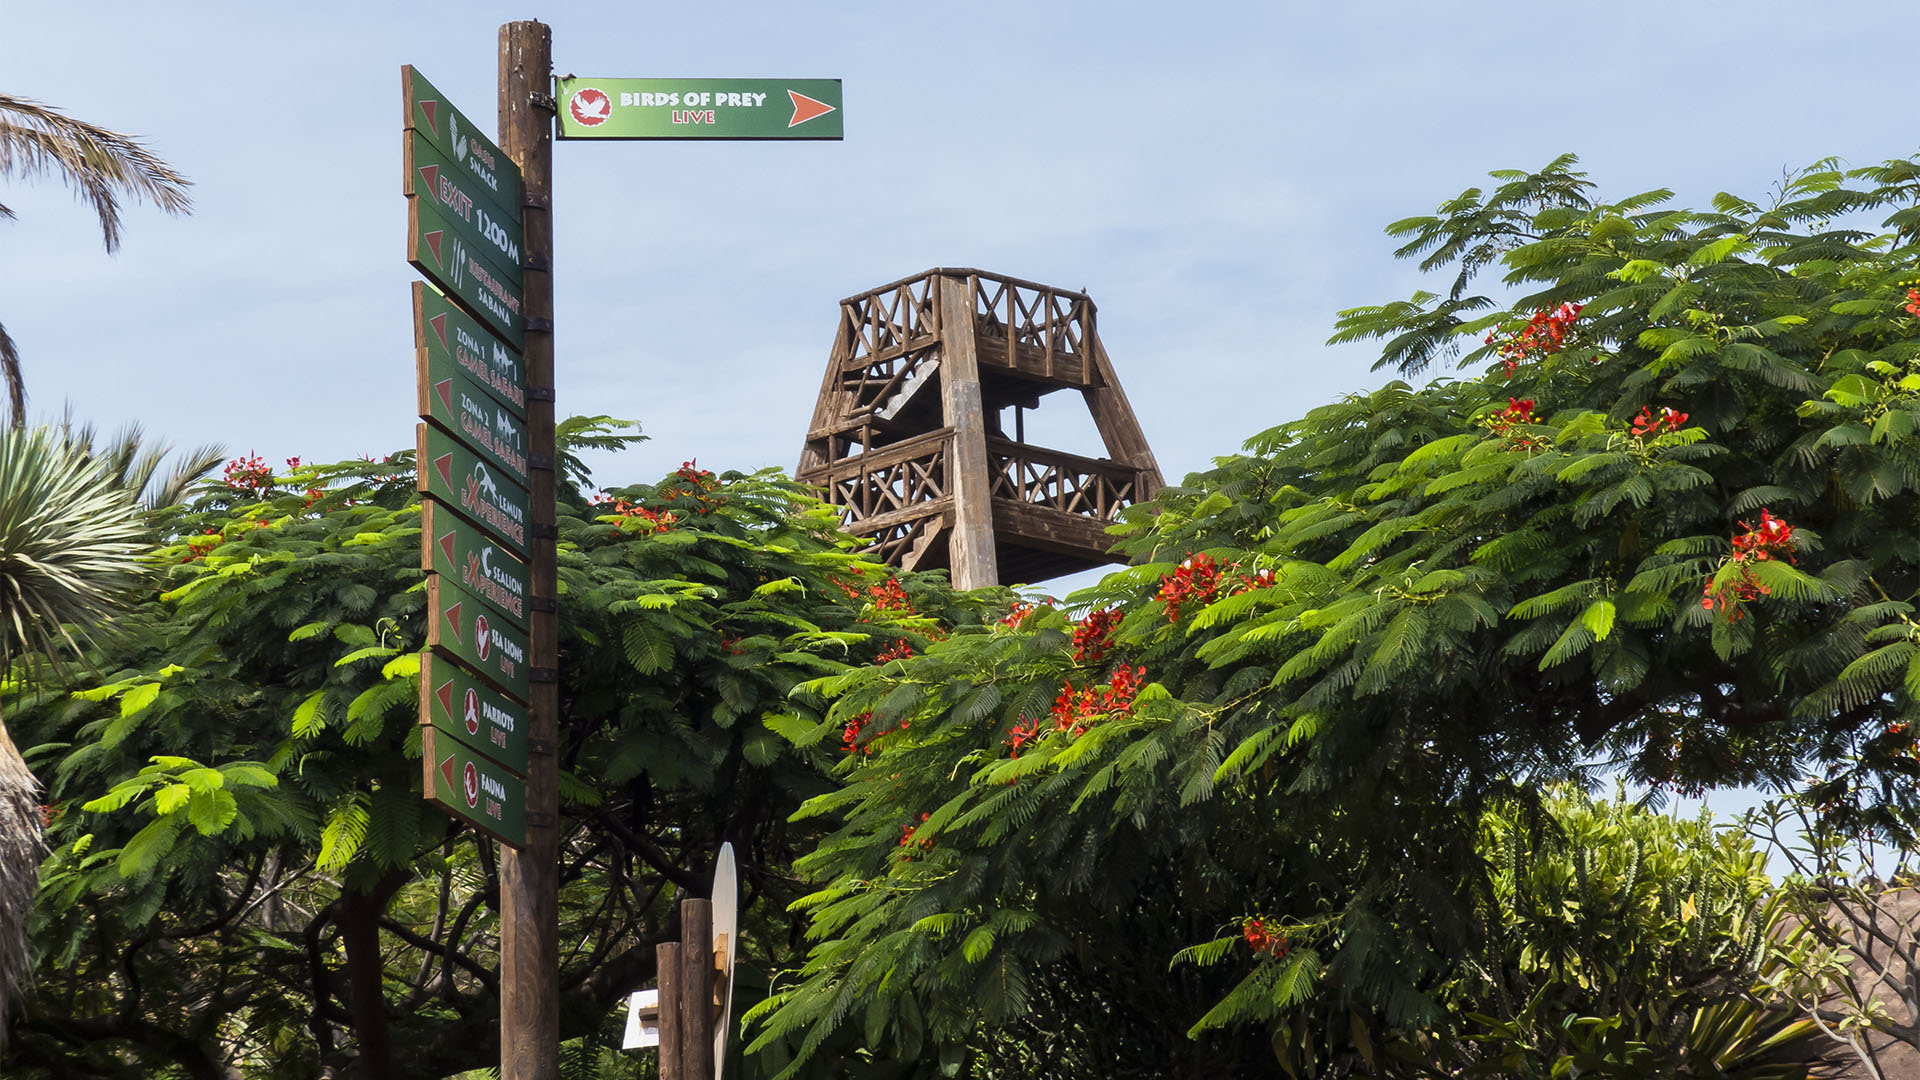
top-left (0, 94), bottom-right (192, 427)
top-left (0, 427), bottom-right (149, 1045)
top-left (0, 97), bottom-right (188, 1045)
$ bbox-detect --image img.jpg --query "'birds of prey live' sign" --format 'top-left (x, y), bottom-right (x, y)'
top-left (554, 77), bottom-right (843, 140)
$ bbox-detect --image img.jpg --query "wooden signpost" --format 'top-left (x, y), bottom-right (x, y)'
top-left (406, 25), bottom-right (841, 1080)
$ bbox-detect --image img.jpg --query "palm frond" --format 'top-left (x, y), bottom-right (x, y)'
top-left (0, 94), bottom-right (192, 253)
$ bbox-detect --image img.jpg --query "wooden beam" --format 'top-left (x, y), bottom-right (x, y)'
top-left (937, 276), bottom-right (999, 589)
top-left (991, 498), bottom-right (1120, 559)
top-left (1083, 335), bottom-right (1164, 494)
top-left (838, 496), bottom-right (954, 539)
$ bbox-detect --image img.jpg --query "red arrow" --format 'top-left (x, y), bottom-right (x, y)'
top-left (439, 752), bottom-right (456, 792)
top-left (429, 312), bottom-right (448, 350)
top-left (433, 453), bottom-right (454, 488)
top-left (424, 230), bottom-right (445, 266)
top-left (443, 601), bottom-right (464, 642)
top-left (439, 530), bottom-right (457, 567)
top-left (434, 378), bottom-right (453, 414)
top-left (419, 100), bottom-right (439, 135)
top-left (418, 164), bottom-right (439, 198)
top-left (436, 679), bottom-right (454, 718)
top-left (787, 90), bottom-right (835, 128)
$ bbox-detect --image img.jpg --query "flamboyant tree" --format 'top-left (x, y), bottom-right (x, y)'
top-left (748, 153), bottom-right (1920, 1076)
top-left (2, 423), bottom-right (999, 1078)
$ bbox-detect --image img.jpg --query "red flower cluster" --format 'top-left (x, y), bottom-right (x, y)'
top-left (866, 576), bottom-right (915, 614)
top-left (179, 528), bottom-right (224, 563)
top-left (1485, 302), bottom-right (1584, 378)
top-left (1157, 554), bottom-right (1220, 622)
top-left (1703, 510), bottom-right (1796, 614)
top-left (841, 710), bottom-right (908, 755)
top-left (1072, 608), bottom-right (1122, 663)
top-left (875, 639), bottom-right (916, 664)
top-left (222, 453), bottom-right (272, 493)
top-left (1000, 601), bottom-right (1036, 629)
top-left (1005, 717), bottom-right (1041, 758)
top-left (1242, 916), bottom-right (1289, 958)
top-left (897, 813), bottom-right (935, 860)
top-left (605, 499), bottom-right (677, 535)
top-left (720, 635), bottom-right (745, 655)
top-left (1906, 289), bottom-right (1920, 317)
top-left (660, 460), bottom-right (721, 513)
top-left (842, 711), bottom-right (874, 755)
top-left (1486, 397), bottom-right (1536, 437)
top-left (1631, 405), bottom-right (1689, 437)
top-left (1731, 509), bottom-right (1795, 562)
top-left (1050, 665), bottom-right (1146, 735)
top-left (1229, 566), bottom-right (1278, 595)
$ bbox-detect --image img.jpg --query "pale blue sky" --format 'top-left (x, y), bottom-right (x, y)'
top-left (0, 0), bottom-right (1906, 509)
top-left (4, 0), bottom-right (1891, 842)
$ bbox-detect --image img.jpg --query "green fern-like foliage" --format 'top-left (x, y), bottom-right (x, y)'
top-left (751, 152), bottom-right (1920, 1077)
top-left (3, 433), bottom-right (997, 1078)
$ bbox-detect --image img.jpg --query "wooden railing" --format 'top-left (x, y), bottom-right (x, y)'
top-left (815, 429), bottom-right (951, 529)
top-left (986, 438), bottom-right (1137, 521)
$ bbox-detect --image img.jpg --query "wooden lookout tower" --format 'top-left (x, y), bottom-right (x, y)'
top-left (797, 268), bottom-right (1163, 588)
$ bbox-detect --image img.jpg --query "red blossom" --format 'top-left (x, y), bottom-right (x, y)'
top-left (1486, 397), bottom-right (1538, 439)
top-left (1242, 916), bottom-right (1289, 957)
top-left (1049, 665), bottom-right (1146, 734)
top-left (1000, 601), bottom-right (1036, 629)
top-left (222, 453), bottom-right (272, 494)
top-left (1006, 718), bottom-right (1041, 758)
top-left (1630, 405), bottom-right (1690, 437)
top-left (1071, 608), bottom-right (1121, 663)
top-left (1485, 302), bottom-right (1584, 378)
top-left (1704, 510), bottom-right (1796, 616)
top-left (1157, 553), bottom-right (1220, 622)
top-left (1907, 288), bottom-right (1920, 317)
top-left (897, 813), bottom-right (935, 860)
top-left (867, 576), bottom-right (915, 614)
top-left (875, 639), bottom-right (916, 664)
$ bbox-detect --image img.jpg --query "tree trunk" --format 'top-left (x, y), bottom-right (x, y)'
top-left (337, 870), bottom-right (409, 1079)
top-left (0, 715), bottom-right (44, 1049)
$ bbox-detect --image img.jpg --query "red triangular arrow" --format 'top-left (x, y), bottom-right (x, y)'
top-left (429, 312), bottom-right (448, 350)
top-left (418, 164), bottom-right (439, 198)
top-left (434, 378), bottom-right (453, 414)
top-left (433, 453), bottom-right (453, 488)
top-left (439, 530), bottom-right (457, 566)
top-left (439, 752), bottom-right (456, 791)
top-left (420, 100), bottom-right (440, 134)
top-left (787, 90), bottom-right (835, 128)
top-left (444, 601), bottom-right (463, 642)
top-left (424, 230), bottom-right (445, 266)
top-left (435, 679), bottom-right (454, 717)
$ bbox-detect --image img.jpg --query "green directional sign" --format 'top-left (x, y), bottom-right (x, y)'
top-left (420, 652), bottom-right (528, 773)
top-left (420, 358), bottom-right (530, 488)
top-left (417, 423), bottom-right (530, 555)
top-left (402, 65), bottom-right (524, 215)
top-left (554, 77), bottom-right (843, 140)
top-left (409, 196), bottom-right (525, 349)
top-left (424, 726), bottom-right (525, 846)
top-left (414, 283), bottom-right (525, 417)
top-left (406, 132), bottom-right (524, 272)
top-left (422, 501), bottom-right (529, 630)
top-left (428, 575), bottom-right (531, 700)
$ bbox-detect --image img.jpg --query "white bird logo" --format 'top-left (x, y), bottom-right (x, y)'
top-left (452, 114), bottom-right (468, 161)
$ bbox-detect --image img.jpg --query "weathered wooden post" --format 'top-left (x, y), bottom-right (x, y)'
top-left (497, 19), bottom-right (559, 1080)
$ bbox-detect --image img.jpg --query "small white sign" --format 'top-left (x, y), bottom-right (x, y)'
top-left (623, 987), bottom-right (660, 1049)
